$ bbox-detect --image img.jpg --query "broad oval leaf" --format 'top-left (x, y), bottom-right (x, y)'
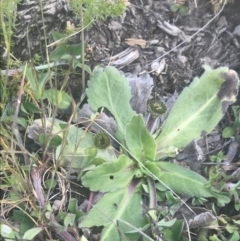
top-left (42, 89), bottom-right (72, 109)
top-left (86, 66), bottom-right (136, 142)
top-left (39, 133), bottom-right (62, 148)
top-left (222, 126), bottom-right (235, 138)
top-left (51, 31), bottom-right (66, 41)
top-left (22, 227), bottom-right (43, 240)
top-left (156, 66), bottom-right (239, 154)
top-left (23, 101), bottom-right (40, 113)
top-left (0, 224), bottom-right (15, 240)
top-left (79, 179), bottom-right (142, 241)
top-left (81, 155), bottom-right (136, 192)
top-left (64, 213), bottom-right (76, 227)
top-left (125, 115), bottom-right (156, 161)
top-left (44, 179), bottom-right (58, 189)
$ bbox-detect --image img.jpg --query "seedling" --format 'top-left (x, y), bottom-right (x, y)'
top-left (170, 3), bottom-right (189, 16)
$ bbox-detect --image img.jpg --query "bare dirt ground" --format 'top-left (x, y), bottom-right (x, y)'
top-left (84, 0), bottom-right (240, 96)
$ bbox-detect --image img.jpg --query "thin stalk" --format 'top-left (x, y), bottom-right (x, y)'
top-left (11, 64), bottom-right (30, 164)
top-left (80, 5), bottom-right (85, 95)
top-left (0, 0), bottom-right (12, 104)
top-left (147, 177), bottom-right (157, 221)
top-left (38, 0), bottom-right (51, 158)
top-left (1, 60), bottom-right (70, 76)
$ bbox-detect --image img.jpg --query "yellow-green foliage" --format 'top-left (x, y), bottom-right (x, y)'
top-left (0, 0), bottom-right (21, 112)
top-left (0, 0), bottom-right (20, 52)
top-left (70, 0), bottom-right (128, 27)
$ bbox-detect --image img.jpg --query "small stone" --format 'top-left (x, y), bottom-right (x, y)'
top-left (217, 16), bottom-right (227, 27)
top-left (178, 55), bottom-right (188, 65)
top-left (52, 200), bottom-right (61, 211)
top-left (233, 25), bottom-right (240, 36)
top-left (108, 21), bottom-right (122, 31)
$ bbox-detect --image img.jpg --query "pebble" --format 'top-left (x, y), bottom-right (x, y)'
top-left (233, 25), bottom-right (240, 36)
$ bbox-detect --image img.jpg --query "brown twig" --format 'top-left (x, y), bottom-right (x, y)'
top-left (86, 191), bottom-right (94, 213)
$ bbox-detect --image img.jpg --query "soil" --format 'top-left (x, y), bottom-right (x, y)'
top-left (83, 0), bottom-right (240, 96)
top-left (11, 0), bottom-right (240, 99)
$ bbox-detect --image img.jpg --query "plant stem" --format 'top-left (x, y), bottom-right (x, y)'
top-left (80, 5), bottom-right (85, 96)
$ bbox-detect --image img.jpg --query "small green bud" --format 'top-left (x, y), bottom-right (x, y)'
top-left (94, 132), bottom-right (111, 149)
top-left (148, 99), bottom-right (167, 118)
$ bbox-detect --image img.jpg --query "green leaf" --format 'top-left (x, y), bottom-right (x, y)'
top-left (50, 43), bottom-right (84, 61)
top-left (65, 125), bottom-right (94, 146)
top-left (59, 144), bottom-right (114, 171)
top-left (79, 180), bottom-right (142, 241)
top-left (44, 179), bottom-right (57, 189)
top-left (157, 218), bottom-right (177, 228)
top-left (50, 44), bottom-right (67, 61)
top-left (60, 54), bottom-right (74, 61)
top-left (18, 117), bottom-right (28, 128)
top-left (10, 192), bottom-right (22, 202)
top-left (0, 116), bottom-right (27, 128)
top-left (179, 6), bottom-right (189, 16)
top-left (20, 103), bottom-right (29, 115)
top-left (23, 102), bottom-right (40, 113)
top-left (0, 224), bottom-right (15, 241)
top-left (51, 31), bottom-right (66, 41)
top-left (125, 115), bottom-right (156, 161)
top-left (68, 198), bottom-right (84, 220)
top-left (232, 105), bottom-right (240, 120)
top-left (74, 62), bottom-right (92, 74)
top-left (42, 89), bottom-right (72, 109)
top-left (39, 134), bottom-right (62, 148)
top-left (170, 4), bottom-right (180, 12)
top-left (145, 161), bottom-right (214, 197)
top-left (232, 105), bottom-right (240, 129)
top-left (222, 126), bottom-right (235, 138)
top-left (25, 68), bottom-right (55, 100)
top-left (68, 198), bottom-right (78, 214)
top-left (57, 212), bottom-right (67, 222)
top-left (57, 125), bottom-right (114, 170)
top-left (64, 213), bottom-right (76, 227)
top-left (12, 210), bottom-right (36, 235)
top-left (229, 231), bottom-right (240, 241)
top-left (12, 210), bottom-right (33, 223)
top-left (156, 66), bottom-right (239, 154)
top-left (25, 68), bottom-right (42, 99)
top-left (28, 118), bottom-right (65, 145)
top-left (66, 43), bottom-right (84, 56)
top-left (22, 227), bottom-right (43, 240)
top-left (162, 220), bottom-right (184, 241)
top-left (81, 155), bottom-right (136, 192)
top-left (86, 66), bottom-right (136, 142)
top-left (38, 71), bottom-right (55, 92)
top-left (20, 222), bottom-right (36, 236)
